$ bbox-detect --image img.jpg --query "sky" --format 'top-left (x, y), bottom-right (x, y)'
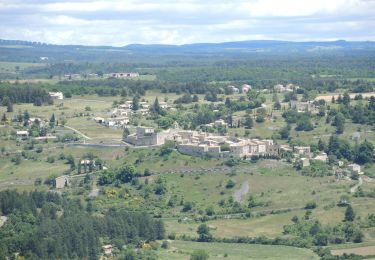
top-left (0, 0), bottom-right (374, 46)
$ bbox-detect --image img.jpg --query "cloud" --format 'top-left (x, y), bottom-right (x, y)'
top-left (0, 0), bottom-right (374, 45)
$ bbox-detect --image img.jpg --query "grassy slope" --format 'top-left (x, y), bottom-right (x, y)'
top-left (157, 240), bottom-right (319, 260)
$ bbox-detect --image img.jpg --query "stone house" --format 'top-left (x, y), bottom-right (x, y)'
top-left (348, 163), bottom-right (361, 174)
top-left (55, 175), bottom-right (70, 189)
top-left (294, 146), bottom-right (311, 156)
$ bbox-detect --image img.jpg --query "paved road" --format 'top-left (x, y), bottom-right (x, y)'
top-left (64, 125), bottom-right (92, 140)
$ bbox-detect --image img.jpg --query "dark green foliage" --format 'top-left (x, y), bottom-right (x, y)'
top-left (279, 124), bottom-right (291, 139)
top-left (255, 115), bottom-right (265, 123)
top-left (0, 85), bottom-right (52, 104)
top-left (301, 160), bottom-right (331, 177)
top-left (0, 190), bottom-right (164, 259)
top-left (159, 141), bottom-right (175, 156)
top-left (332, 113), bottom-right (345, 134)
top-left (190, 249), bottom-right (209, 260)
top-left (283, 218), bottom-right (363, 246)
top-left (132, 96), bottom-right (139, 111)
top-left (304, 202), bottom-right (317, 209)
top-left (197, 224), bottom-right (213, 242)
top-left (327, 136), bottom-right (354, 161)
top-left (345, 205), bottom-right (355, 222)
top-left (355, 140), bottom-right (374, 164)
top-left (182, 201), bottom-right (193, 212)
top-left (224, 158), bottom-right (240, 167)
top-left (244, 115), bottom-right (253, 129)
top-left (174, 94), bottom-right (194, 104)
top-left (151, 97), bottom-right (165, 115)
top-left (225, 179), bottom-right (236, 189)
top-left (116, 164), bottom-right (136, 183)
top-left (123, 127), bottom-right (130, 139)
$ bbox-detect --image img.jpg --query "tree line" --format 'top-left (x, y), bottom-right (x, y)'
top-left (0, 190), bottom-right (164, 259)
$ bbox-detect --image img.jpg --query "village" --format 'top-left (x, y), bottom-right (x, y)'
top-left (11, 84), bottom-right (364, 183)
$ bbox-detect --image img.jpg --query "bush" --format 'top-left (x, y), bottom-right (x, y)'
top-left (305, 202), bottom-right (317, 209)
top-left (182, 201), bottom-right (193, 212)
top-left (190, 250), bottom-right (209, 260)
top-left (47, 156), bottom-right (55, 163)
top-left (225, 179), bottom-right (236, 189)
top-left (224, 158), bottom-right (239, 167)
top-left (161, 241), bottom-right (169, 249)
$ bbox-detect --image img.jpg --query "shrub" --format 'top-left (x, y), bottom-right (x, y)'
top-left (190, 250), bottom-right (209, 260)
top-left (225, 179), bottom-right (236, 189)
top-left (305, 202), bottom-right (317, 209)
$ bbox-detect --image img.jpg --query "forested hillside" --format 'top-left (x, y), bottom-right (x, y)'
top-left (0, 190), bottom-right (164, 259)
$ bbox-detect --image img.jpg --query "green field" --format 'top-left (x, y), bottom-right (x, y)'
top-left (157, 240), bottom-right (319, 260)
top-left (0, 61), bottom-right (45, 77)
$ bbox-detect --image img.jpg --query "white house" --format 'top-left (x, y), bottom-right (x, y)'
top-left (348, 163), bottom-right (361, 174)
top-left (110, 72), bottom-right (139, 78)
top-left (16, 130), bottom-right (29, 140)
top-left (241, 84), bottom-right (252, 93)
top-left (102, 245), bottom-right (113, 255)
top-left (49, 92), bottom-right (64, 100)
top-left (228, 85), bottom-right (239, 94)
top-left (314, 152), bottom-right (328, 162)
top-left (104, 117), bottom-right (129, 127)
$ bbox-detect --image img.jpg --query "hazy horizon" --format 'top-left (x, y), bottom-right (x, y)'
top-left (0, 0), bottom-right (374, 46)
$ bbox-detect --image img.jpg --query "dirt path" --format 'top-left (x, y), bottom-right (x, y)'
top-left (233, 180), bottom-right (249, 203)
top-left (350, 176), bottom-right (363, 193)
top-left (0, 216), bottom-right (8, 227)
top-left (64, 125), bottom-right (92, 140)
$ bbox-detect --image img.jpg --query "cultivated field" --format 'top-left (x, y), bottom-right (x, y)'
top-left (157, 240), bottom-right (319, 260)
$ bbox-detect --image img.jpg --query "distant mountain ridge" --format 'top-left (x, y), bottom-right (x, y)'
top-left (1, 38), bottom-right (375, 49)
top-left (1, 38), bottom-right (375, 62)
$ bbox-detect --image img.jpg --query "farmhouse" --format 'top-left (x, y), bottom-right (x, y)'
top-left (125, 127), bottom-right (166, 146)
top-left (293, 146), bottom-right (311, 156)
top-left (64, 74), bottom-right (81, 80)
top-left (55, 175), bottom-right (70, 189)
top-left (158, 101), bottom-right (169, 109)
top-left (34, 135), bottom-right (57, 141)
top-left (49, 91), bottom-right (64, 100)
top-left (139, 101), bottom-right (150, 109)
top-left (274, 83), bottom-right (299, 92)
top-left (138, 109), bottom-right (150, 116)
top-left (104, 117), bottom-right (129, 127)
top-left (290, 100), bottom-right (315, 113)
top-left (299, 157), bottom-right (310, 168)
top-left (228, 85), bottom-right (239, 94)
top-left (94, 117), bottom-right (104, 124)
top-left (314, 152), bottom-right (328, 162)
top-left (119, 101), bottom-right (133, 110)
top-left (241, 84), bottom-right (252, 93)
top-left (274, 84), bottom-right (285, 92)
top-left (16, 130), bottom-right (29, 140)
top-left (110, 72), bottom-right (139, 78)
top-left (111, 108), bottom-right (129, 117)
top-left (102, 245), bottom-right (113, 256)
top-left (206, 119), bottom-right (228, 128)
top-left (347, 163), bottom-right (361, 174)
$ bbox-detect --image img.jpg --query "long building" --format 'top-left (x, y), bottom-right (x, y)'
top-left (124, 125), bottom-right (281, 158)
